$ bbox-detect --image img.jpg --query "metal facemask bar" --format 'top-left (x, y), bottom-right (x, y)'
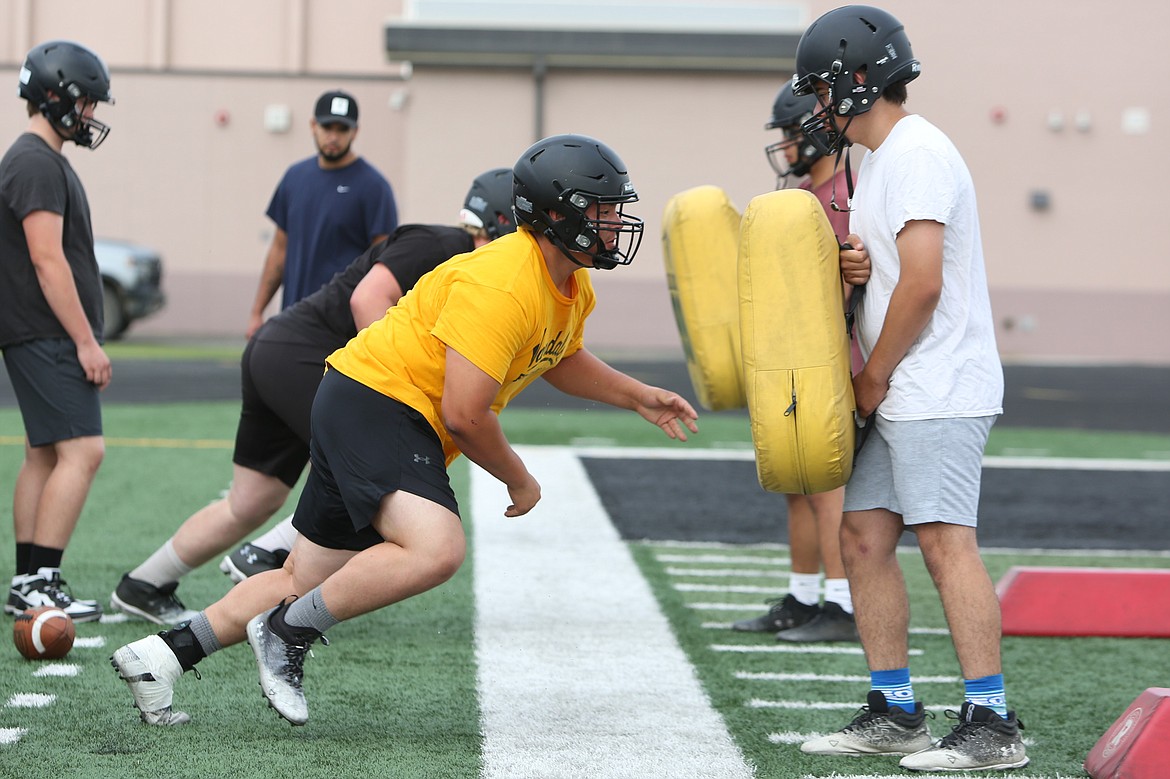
top-left (557, 190), bottom-right (645, 271)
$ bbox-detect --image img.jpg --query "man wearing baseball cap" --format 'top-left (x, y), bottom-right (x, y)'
top-left (247, 89), bottom-right (397, 338)
top-left (314, 90), bottom-right (358, 128)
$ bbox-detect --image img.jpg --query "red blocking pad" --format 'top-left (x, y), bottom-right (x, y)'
top-left (1085, 688), bottom-right (1170, 779)
top-left (997, 566), bottom-right (1170, 638)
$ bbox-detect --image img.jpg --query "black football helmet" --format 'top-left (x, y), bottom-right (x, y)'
top-left (792, 5), bottom-right (920, 155)
top-left (512, 134), bottom-right (643, 270)
top-left (459, 168), bottom-right (517, 240)
top-left (19, 40), bottom-right (114, 149)
top-left (764, 81), bottom-right (827, 185)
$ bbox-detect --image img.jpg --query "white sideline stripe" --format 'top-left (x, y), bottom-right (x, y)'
top-left (32, 663), bottom-right (80, 677)
top-left (6, 693), bottom-right (55, 708)
top-left (473, 446), bottom-right (752, 779)
top-left (677, 583), bottom-right (786, 594)
top-left (667, 567), bottom-right (788, 578)
top-left (99, 612), bottom-right (129, 624)
top-left (0, 728), bottom-right (27, 746)
top-left (713, 644), bottom-right (924, 656)
top-left (737, 672), bottom-right (959, 683)
top-left (655, 554), bottom-right (790, 565)
top-left (572, 444), bottom-right (1170, 471)
top-left (73, 636), bottom-right (105, 648)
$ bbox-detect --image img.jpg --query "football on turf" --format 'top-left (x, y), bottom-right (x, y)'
top-left (13, 606), bottom-right (75, 660)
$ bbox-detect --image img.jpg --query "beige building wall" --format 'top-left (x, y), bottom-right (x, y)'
top-left (1, 0), bottom-right (1167, 364)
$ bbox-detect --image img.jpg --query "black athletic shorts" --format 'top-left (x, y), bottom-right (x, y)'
top-left (2, 338), bottom-right (102, 446)
top-left (233, 327), bottom-right (332, 487)
top-left (292, 370), bottom-right (458, 551)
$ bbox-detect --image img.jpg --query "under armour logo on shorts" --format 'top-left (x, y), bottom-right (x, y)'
top-left (413, 453), bottom-right (432, 465)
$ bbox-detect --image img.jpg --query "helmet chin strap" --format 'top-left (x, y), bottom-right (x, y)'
top-left (827, 115), bottom-right (856, 213)
top-left (544, 228), bottom-right (616, 271)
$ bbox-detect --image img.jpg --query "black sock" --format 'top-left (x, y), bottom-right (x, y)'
top-left (15, 543), bottom-right (33, 576)
top-left (269, 598), bottom-right (320, 644)
top-left (28, 545), bottom-right (64, 574)
top-left (160, 622), bottom-right (207, 672)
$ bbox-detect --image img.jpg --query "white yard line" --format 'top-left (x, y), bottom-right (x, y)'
top-left (0, 727), bottom-right (27, 746)
top-left (573, 444), bottom-right (1170, 471)
top-left (655, 553), bottom-right (791, 565)
top-left (676, 584), bottom-right (787, 594)
top-left (736, 671), bottom-right (959, 683)
top-left (5, 693), bottom-right (55, 708)
top-left (473, 446), bottom-right (753, 779)
top-left (667, 567), bottom-right (789, 578)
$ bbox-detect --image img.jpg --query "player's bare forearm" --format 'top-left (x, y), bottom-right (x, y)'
top-left (541, 348), bottom-right (642, 408)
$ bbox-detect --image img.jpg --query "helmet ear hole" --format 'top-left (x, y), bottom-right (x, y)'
top-left (18, 40), bottom-right (113, 149)
top-left (794, 5), bottom-right (919, 120)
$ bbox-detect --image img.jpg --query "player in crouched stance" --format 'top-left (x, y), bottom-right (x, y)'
top-left (111, 134), bottom-right (699, 727)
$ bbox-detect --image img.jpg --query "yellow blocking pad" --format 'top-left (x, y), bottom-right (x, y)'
top-left (662, 185), bottom-right (745, 411)
top-left (738, 188), bottom-right (855, 494)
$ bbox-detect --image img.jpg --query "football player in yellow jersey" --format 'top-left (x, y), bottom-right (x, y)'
top-left (112, 134), bottom-right (700, 727)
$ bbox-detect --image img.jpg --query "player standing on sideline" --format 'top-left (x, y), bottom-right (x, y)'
top-left (247, 89), bottom-right (397, 338)
top-left (108, 169), bottom-right (516, 625)
top-left (1, 41), bottom-right (115, 624)
top-left (790, 6), bottom-right (1027, 772)
top-left (111, 134), bottom-right (699, 728)
top-left (732, 81), bottom-right (861, 643)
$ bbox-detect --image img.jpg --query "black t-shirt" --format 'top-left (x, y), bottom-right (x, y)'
top-left (259, 224), bottom-right (475, 346)
top-left (0, 133), bottom-right (103, 347)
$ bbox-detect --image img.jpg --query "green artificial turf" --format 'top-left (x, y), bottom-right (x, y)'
top-left (0, 400), bottom-right (1166, 778)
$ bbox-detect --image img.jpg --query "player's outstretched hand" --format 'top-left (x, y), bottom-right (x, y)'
top-left (636, 388), bottom-right (699, 442)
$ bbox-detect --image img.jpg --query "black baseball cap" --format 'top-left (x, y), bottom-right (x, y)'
top-left (314, 90), bottom-right (358, 128)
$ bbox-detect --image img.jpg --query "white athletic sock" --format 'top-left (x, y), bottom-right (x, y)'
top-left (824, 578), bottom-right (853, 613)
top-left (129, 539), bottom-right (193, 588)
top-left (788, 572), bottom-right (822, 606)
top-left (249, 514), bottom-right (298, 553)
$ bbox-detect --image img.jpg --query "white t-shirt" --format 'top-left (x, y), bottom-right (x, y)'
top-left (850, 114), bottom-right (1003, 420)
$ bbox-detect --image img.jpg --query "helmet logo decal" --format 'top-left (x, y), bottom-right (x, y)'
top-left (515, 195), bottom-right (533, 214)
top-left (19, 67), bottom-right (31, 86)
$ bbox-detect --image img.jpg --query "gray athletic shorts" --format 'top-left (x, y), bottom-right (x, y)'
top-left (2, 338), bottom-right (102, 447)
top-left (843, 414), bottom-right (997, 527)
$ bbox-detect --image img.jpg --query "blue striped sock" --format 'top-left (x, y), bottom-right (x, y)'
top-left (964, 673), bottom-right (1007, 717)
top-left (871, 668), bottom-right (914, 712)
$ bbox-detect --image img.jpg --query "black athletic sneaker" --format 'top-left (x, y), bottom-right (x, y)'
top-left (899, 702), bottom-right (1028, 771)
top-left (219, 544), bottom-right (289, 583)
top-left (110, 574), bottom-right (198, 625)
top-left (802, 690), bottom-right (934, 756)
top-left (731, 593), bottom-right (820, 632)
top-left (6, 568), bottom-right (102, 622)
top-left (775, 601), bottom-right (860, 642)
